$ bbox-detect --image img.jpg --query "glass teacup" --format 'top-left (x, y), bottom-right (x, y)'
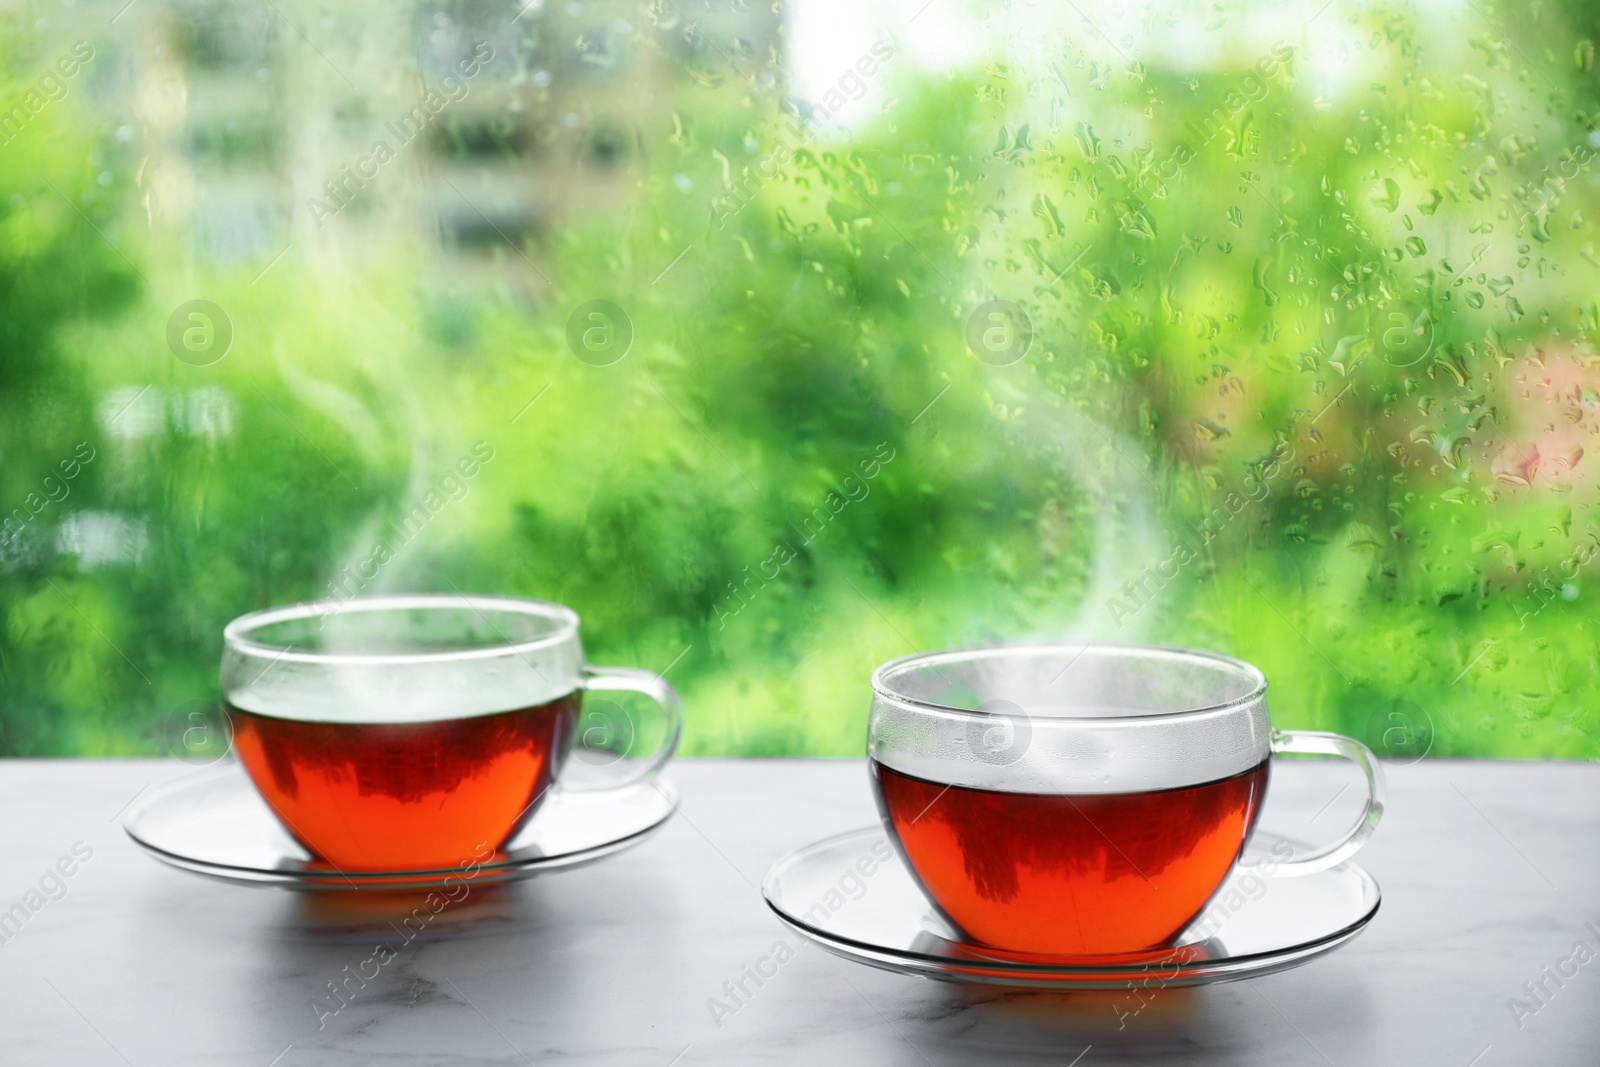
top-left (867, 642), bottom-right (1383, 957)
top-left (222, 593), bottom-right (680, 872)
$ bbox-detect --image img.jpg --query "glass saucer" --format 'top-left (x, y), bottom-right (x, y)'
top-left (762, 827), bottom-right (1380, 989)
top-left (124, 762), bottom-right (678, 890)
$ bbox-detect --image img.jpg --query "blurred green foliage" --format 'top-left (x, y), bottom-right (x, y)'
top-left (3, 0), bottom-right (1600, 758)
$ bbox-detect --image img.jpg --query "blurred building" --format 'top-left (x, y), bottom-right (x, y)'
top-left (103, 0), bottom-right (780, 295)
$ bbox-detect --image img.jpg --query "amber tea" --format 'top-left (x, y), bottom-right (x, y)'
top-left (229, 694), bottom-right (578, 871)
top-left (872, 758), bottom-right (1270, 956)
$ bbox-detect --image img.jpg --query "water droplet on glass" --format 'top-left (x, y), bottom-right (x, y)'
top-left (1371, 177), bottom-right (1401, 212)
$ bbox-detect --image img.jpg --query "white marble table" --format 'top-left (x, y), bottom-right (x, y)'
top-left (0, 758), bottom-right (1593, 1065)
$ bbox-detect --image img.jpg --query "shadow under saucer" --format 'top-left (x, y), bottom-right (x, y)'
top-left (289, 885), bottom-right (518, 939)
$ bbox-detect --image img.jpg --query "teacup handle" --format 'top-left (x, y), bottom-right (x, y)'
top-left (560, 666), bottom-right (683, 792)
top-left (1258, 729), bottom-right (1386, 877)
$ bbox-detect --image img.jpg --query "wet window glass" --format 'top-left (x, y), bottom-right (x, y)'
top-left (1, 0), bottom-right (1595, 758)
